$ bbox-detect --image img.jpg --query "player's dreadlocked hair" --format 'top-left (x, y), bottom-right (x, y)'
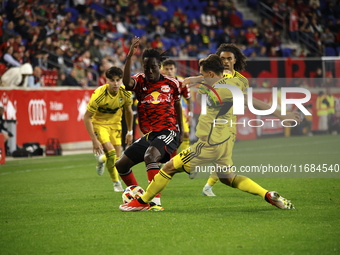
top-left (142, 49), bottom-right (168, 63)
top-left (215, 43), bottom-right (247, 72)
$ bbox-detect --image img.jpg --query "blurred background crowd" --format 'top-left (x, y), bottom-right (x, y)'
top-left (0, 0), bottom-right (340, 88)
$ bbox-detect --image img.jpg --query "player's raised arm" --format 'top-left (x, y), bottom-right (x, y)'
top-left (182, 75), bottom-right (204, 87)
top-left (123, 36), bottom-right (140, 89)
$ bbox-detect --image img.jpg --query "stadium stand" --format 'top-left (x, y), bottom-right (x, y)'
top-left (0, 0), bottom-right (339, 85)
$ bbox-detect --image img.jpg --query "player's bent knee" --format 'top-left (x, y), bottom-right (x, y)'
top-left (144, 146), bottom-right (161, 164)
top-left (217, 172), bottom-right (235, 186)
top-left (115, 155), bottom-right (134, 174)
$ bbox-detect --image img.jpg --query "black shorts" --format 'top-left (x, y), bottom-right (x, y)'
top-left (124, 130), bottom-right (180, 164)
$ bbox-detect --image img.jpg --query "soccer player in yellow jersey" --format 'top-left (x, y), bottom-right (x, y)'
top-left (119, 54), bottom-right (299, 211)
top-left (162, 59), bottom-right (192, 152)
top-left (183, 43), bottom-right (251, 196)
top-left (84, 66), bottom-right (134, 192)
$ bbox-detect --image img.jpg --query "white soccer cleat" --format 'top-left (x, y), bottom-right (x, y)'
top-left (96, 161), bottom-right (105, 175)
top-left (95, 154), bottom-right (105, 175)
top-left (202, 186), bottom-right (216, 196)
top-left (265, 191), bottom-right (295, 209)
top-left (113, 181), bottom-right (124, 192)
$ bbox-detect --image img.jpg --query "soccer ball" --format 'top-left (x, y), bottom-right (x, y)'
top-left (122, 185), bottom-right (145, 204)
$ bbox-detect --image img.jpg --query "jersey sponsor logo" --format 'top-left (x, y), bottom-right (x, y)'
top-left (141, 91), bottom-right (170, 104)
top-left (28, 99), bottom-right (47, 125)
top-left (157, 135), bottom-right (166, 140)
top-left (0, 92), bottom-right (17, 120)
top-left (97, 106), bottom-right (120, 114)
top-left (161, 85), bottom-right (170, 93)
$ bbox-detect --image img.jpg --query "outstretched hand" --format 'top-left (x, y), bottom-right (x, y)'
top-left (127, 36), bottom-right (140, 58)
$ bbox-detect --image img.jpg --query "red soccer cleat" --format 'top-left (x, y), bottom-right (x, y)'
top-left (119, 199), bottom-right (150, 212)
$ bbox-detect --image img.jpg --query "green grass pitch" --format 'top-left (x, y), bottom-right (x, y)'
top-left (0, 135), bottom-right (339, 255)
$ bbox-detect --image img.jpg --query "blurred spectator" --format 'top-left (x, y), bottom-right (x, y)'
top-left (312, 32), bottom-right (323, 52)
top-left (205, 0), bottom-right (218, 14)
top-left (0, 36), bottom-right (15, 55)
top-left (89, 38), bottom-right (103, 65)
top-left (62, 69), bottom-right (83, 87)
top-left (173, 8), bottom-right (186, 27)
top-left (320, 28), bottom-right (335, 47)
top-left (48, 47), bottom-right (67, 71)
top-left (229, 10), bottom-right (243, 28)
top-left (299, 48), bottom-right (307, 58)
top-left (151, 34), bottom-right (164, 50)
top-left (267, 46), bottom-right (279, 57)
top-left (258, 46), bottom-right (267, 57)
top-left (1, 63), bottom-right (33, 87)
top-left (245, 27), bottom-right (257, 46)
top-left (27, 66), bottom-right (44, 87)
top-left (288, 8), bottom-right (299, 42)
top-left (1, 46), bottom-right (21, 67)
top-left (56, 72), bottom-right (65, 87)
top-left (167, 46), bottom-right (179, 57)
top-left (235, 29), bottom-right (248, 47)
top-left (139, 1), bottom-right (154, 17)
top-left (14, 17), bottom-right (30, 39)
top-left (316, 90), bottom-right (329, 133)
top-left (72, 58), bottom-right (88, 88)
top-left (147, 0), bottom-right (167, 12)
top-left (314, 67), bottom-right (323, 87)
top-left (200, 9), bottom-right (217, 29)
top-left (200, 28), bottom-right (210, 49)
top-left (189, 19), bottom-right (200, 33)
top-left (220, 10), bottom-right (230, 28)
top-left (2, 21), bottom-right (16, 43)
top-left (218, 26), bottom-right (232, 45)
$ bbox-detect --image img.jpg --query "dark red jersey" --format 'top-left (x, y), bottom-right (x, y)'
top-left (129, 73), bottom-right (181, 134)
top-left (180, 83), bottom-right (191, 100)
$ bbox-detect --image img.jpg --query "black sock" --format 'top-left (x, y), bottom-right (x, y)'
top-left (137, 197), bottom-right (147, 204)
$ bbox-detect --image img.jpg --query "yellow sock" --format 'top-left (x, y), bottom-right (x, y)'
top-left (141, 170), bottom-right (172, 203)
top-left (178, 138), bottom-right (190, 152)
top-left (207, 177), bottom-right (219, 187)
top-left (207, 171), bottom-right (219, 186)
top-left (231, 175), bottom-right (268, 198)
top-left (105, 149), bottom-right (118, 182)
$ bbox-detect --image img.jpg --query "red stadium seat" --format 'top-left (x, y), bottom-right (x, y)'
top-left (0, 63), bottom-right (7, 76)
top-left (42, 70), bottom-right (58, 86)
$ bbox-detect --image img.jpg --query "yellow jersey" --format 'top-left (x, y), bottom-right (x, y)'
top-left (196, 75), bottom-right (248, 145)
top-left (87, 84), bottom-right (133, 128)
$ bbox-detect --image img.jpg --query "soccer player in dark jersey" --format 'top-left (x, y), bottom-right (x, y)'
top-left (119, 54), bottom-right (299, 212)
top-left (115, 37), bottom-right (183, 210)
top-left (162, 59), bottom-right (192, 152)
